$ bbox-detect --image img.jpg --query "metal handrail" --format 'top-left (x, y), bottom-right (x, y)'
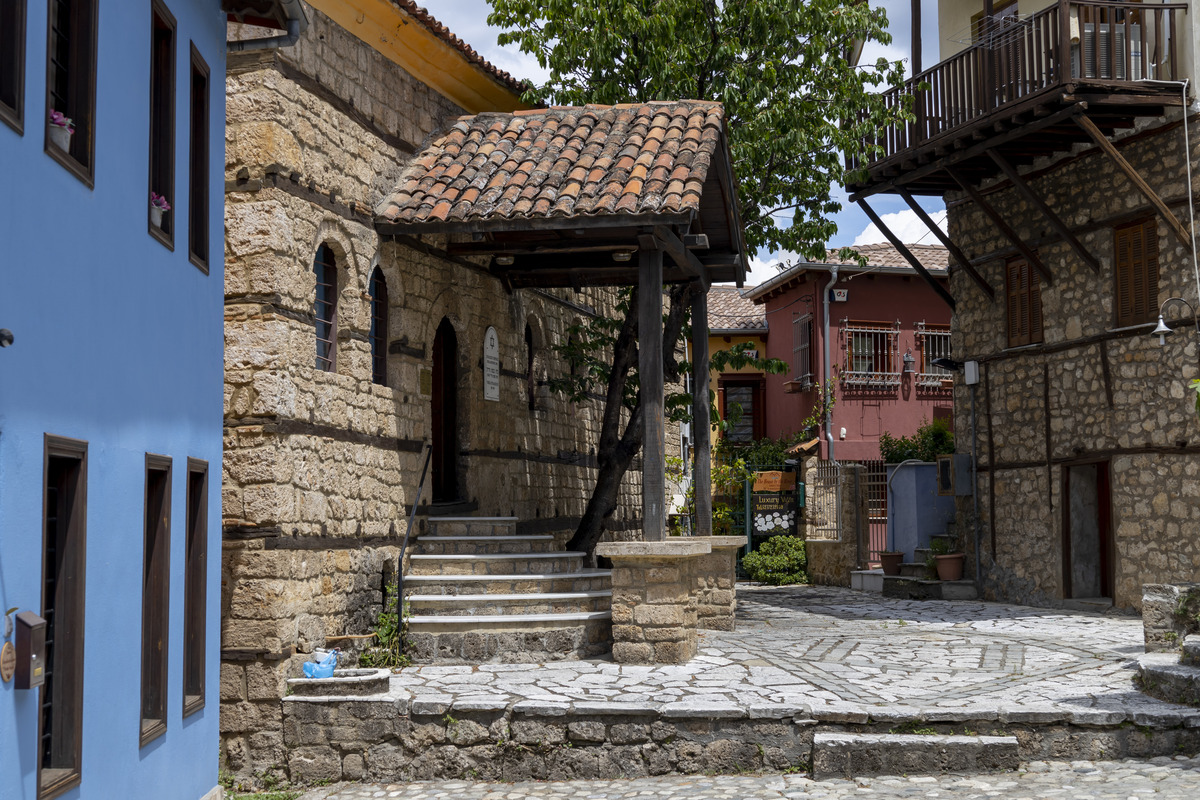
top-left (396, 443), bottom-right (432, 605)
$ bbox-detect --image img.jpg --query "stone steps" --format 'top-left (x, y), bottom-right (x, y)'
top-left (406, 591), bottom-right (612, 616)
top-left (404, 515), bottom-right (612, 663)
top-left (405, 570), bottom-right (613, 595)
top-left (408, 551), bottom-right (586, 576)
top-left (411, 535), bottom-right (556, 555)
top-left (1138, 636), bottom-right (1200, 706)
top-left (811, 732), bottom-right (1020, 779)
top-left (882, 575), bottom-right (979, 601)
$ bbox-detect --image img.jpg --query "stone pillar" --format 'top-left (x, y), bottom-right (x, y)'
top-left (596, 540), bottom-right (709, 664)
top-left (691, 536), bottom-right (746, 631)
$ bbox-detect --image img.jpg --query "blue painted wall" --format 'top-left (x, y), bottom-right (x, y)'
top-left (0, 2), bottom-right (226, 798)
top-left (886, 463), bottom-right (956, 558)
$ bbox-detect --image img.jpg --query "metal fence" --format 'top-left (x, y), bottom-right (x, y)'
top-left (855, 459), bottom-right (888, 561)
top-left (805, 461), bottom-right (841, 540)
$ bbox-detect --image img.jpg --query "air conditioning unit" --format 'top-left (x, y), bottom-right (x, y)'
top-left (1072, 22), bottom-right (1143, 81)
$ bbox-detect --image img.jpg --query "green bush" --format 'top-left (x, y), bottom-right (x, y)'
top-left (879, 418), bottom-right (955, 464)
top-left (741, 535), bottom-right (807, 585)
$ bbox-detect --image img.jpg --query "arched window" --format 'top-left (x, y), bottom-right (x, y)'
top-left (313, 244), bottom-right (337, 372)
top-left (369, 267), bottom-right (389, 386)
top-left (525, 323), bottom-right (535, 410)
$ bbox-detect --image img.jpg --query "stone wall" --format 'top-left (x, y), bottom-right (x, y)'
top-left (947, 112), bottom-right (1200, 611)
top-left (805, 462), bottom-right (867, 587)
top-left (221, 5), bottom-right (661, 779)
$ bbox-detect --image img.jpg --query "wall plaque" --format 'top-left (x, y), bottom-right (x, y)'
top-left (483, 327), bottom-right (500, 402)
top-left (419, 368), bottom-right (433, 397)
top-left (0, 641), bottom-right (14, 683)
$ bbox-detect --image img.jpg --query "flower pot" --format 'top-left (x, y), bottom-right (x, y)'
top-left (150, 206), bottom-right (164, 228)
top-left (935, 553), bottom-right (965, 581)
top-left (879, 551), bottom-right (903, 576)
top-left (49, 125), bottom-right (72, 152)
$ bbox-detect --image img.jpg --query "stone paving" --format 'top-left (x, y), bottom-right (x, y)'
top-left (384, 585), bottom-right (1197, 725)
top-left (299, 756), bottom-right (1200, 799)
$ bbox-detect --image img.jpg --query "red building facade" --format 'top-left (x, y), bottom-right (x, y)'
top-left (744, 244), bottom-right (953, 461)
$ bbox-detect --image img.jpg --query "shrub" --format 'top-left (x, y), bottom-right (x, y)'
top-left (879, 418), bottom-right (955, 464)
top-left (741, 535), bottom-right (807, 585)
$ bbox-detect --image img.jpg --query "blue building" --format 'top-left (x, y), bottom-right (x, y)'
top-left (0, 2), bottom-right (296, 798)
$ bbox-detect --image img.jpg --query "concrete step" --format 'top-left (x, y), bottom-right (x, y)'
top-left (850, 569), bottom-right (883, 594)
top-left (404, 570), bottom-right (613, 596)
top-left (1062, 597), bottom-right (1113, 613)
top-left (427, 516), bottom-right (518, 537)
top-left (811, 732), bottom-right (1020, 779)
top-left (882, 576), bottom-right (978, 601)
top-left (408, 551), bottom-right (586, 576)
top-left (1183, 635), bottom-right (1200, 667)
top-left (412, 535), bottom-right (556, 555)
top-left (407, 591), bottom-right (612, 616)
top-left (913, 547), bottom-right (932, 563)
top-left (1138, 652), bottom-right (1200, 706)
top-left (406, 614), bottom-right (613, 664)
top-left (899, 562), bottom-right (929, 578)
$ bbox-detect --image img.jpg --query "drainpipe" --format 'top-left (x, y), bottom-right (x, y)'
top-left (971, 383), bottom-right (981, 585)
top-left (822, 266), bottom-right (839, 463)
top-left (227, 0), bottom-right (308, 52)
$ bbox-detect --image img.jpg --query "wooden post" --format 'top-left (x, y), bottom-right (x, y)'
top-left (639, 247), bottom-right (666, 541)
top-left (690, 284), bottom-right (712, 537)
top-left (911, 0), bottom-right (922, 75)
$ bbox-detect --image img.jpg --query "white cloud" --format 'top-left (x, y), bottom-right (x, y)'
top-left (852, 209), bottom-right (946, 247)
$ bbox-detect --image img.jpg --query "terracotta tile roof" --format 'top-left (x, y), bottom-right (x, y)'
top-left (376, 101), bottom-right (725, 227)
top-left (392, 1), bottom-right (527, 95)
top-left (824, 243), bottom-right (949, 271)
top-left (707, 286), bottom-right (766, 332)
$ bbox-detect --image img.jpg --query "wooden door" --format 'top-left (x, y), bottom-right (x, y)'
top-left (431, 318), bottom-right (459, 503)
top-left (1062, 462), bottom-right (1113, 599)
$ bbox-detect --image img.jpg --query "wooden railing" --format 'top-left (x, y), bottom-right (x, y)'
top-left (852, 0), bottom-right (1187, 172)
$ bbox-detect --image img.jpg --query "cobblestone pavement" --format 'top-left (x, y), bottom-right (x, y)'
top-left (299, 756), bottom-right (1200, 799)
top-left (386, 585), bottom-right (1196, 724)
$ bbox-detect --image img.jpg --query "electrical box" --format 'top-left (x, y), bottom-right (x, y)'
top-left (964, 360), bottom-right (980, 386)
top-left (15, 611), bottom-right (46, 690)
top-left (936, 454), bottom-right (975, 497)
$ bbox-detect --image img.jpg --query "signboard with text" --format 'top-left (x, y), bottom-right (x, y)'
top-left (483, 327), bottom-right (500, 401)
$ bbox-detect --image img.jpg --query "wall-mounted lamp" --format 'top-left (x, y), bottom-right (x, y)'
top-left (1150, 298), bottom-right (1200, 365)
top-left (494, 254), bottom-right (515, 267)
top-left (611, 251), bottom-right (634, 263)
top-left (931, 357), bottom-right (964, 373)
top-left (902, 350), bottom-right (915, 374)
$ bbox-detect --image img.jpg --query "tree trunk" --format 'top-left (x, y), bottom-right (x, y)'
top-left (567, 282), bottom-right (698, 556)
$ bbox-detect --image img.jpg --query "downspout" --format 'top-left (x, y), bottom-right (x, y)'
top-left (822, 266), bottom-right (839, 462)
top-left (227, 0), bottom-right (308, 52)
top-left (971, 383), bottom-right (981, 585)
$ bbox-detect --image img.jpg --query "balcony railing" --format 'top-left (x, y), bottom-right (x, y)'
top-left (851, 0), bottom-right (1187, 174)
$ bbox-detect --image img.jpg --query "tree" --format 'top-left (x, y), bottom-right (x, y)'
top-left (490, 0), bottom-right (906, 555)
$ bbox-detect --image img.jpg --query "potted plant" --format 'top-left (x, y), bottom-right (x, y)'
top-left (879, 551), bottom-right (903, 576)
top-left (48, 110), bottom-right (73, 151)
top-left (928, 536), bottom-right (965, 581)
top-left (150, 193), bottom-right (171, 228)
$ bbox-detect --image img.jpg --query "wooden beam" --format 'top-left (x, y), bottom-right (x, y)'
top-left (856, 199), bottom-right (956, 311)
top-left (639, 247), bottom-right (667, 541)
top-left (690, 285), bottom-right (712, 537)
top-left (1074, 113), bottom-right (1194, 249)
top-left (897, 187), bottom-right (995, 300)
top-left (653, 225), bottom-right (705, 279)
top-left (947, 166), bottom-right (1055, 286)
top-left (377, 209), bottom-right (694, 238)
top-left (986, 150), bottom-right (1101, 273)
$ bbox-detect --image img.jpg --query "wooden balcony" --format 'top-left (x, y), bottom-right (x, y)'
top-left (848, 0), bottom-right (1188, 197)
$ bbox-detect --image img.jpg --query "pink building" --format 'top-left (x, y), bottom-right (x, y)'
top-left (744, 244), bottom-right (953, 461)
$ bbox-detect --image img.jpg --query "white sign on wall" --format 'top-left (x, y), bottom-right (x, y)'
top-left (832, 288), bottom-right (849, 302)
top-left (483, 327), bottom-right (500, 401)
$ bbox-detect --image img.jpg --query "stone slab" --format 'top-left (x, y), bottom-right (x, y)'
top-left (597, 541), bottom-right (711, 558)
top-left (811, 733), bottom-right (1021, 779)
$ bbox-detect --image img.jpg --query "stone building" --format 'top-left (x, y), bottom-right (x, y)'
top-left (220, 1), bottom-right (666, 778)
top-left (848, 0), bottom-right (1200, 611)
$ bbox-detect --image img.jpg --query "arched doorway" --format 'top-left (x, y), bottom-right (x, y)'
top-left (431, 318), bottom-right (459, 502)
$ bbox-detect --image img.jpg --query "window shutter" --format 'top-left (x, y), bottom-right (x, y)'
top-left (1114, 218), bottom-right (1159, 327)
top-left (1006, 257), bottom-right (1043, 347)
top-left (1028, 259), bottom-right (1044, 344)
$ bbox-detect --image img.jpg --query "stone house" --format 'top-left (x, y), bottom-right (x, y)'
top-left (220, 0), bottom-right (726, 780)
top-left (848, 0), bottom-right (1200, 611)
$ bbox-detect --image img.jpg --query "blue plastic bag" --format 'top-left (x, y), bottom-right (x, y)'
top-left (302, 649), bottom-right (338, 679)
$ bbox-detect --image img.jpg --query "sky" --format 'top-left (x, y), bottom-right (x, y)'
top-left (436, 0), bottom-right (948, 287)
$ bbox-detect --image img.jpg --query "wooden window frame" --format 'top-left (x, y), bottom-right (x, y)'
top-left (44, 0), bottom-right (97, 187)
top-left (0, 0), bottom-right (27, 133)
top-left (139, 454), bottom-right (171, 747)
top-left (1005, 256), bottom-right (1044, 347)
top-left (187, 43), bottom-right (209, 272)
top-left (147, 0), bottom-right (176, 250)
top-left (369, 267), bottom-right (389, 386)
top-left (717, 375), bottom-right (765, 443)
top-left (39, 434), bottom-right (87, 800)
top-left (1113, 217), bottom-right (1160, 329)
top-left (314, 244), bottom-right (338, 372)
top-left (182, 458), bottom-right (208, 718)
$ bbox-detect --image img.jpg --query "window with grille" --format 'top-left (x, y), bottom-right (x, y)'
top-left (40, 436), bottom-right (87, 799)
top-left (842, 320), bottom-right (900, 388)
top-left (916, 322), bottom-right (952, 389)
top-left (187, 45), bottom-right (210, 271)
top-left (792, 313), bottom-right (814, 388)
top-left (369, 268), bottom-right (388, 386)
top-left (1114, 218), bottom-right (1160, 328)
top-left (1005, 256), bottom-right (1043, 347)
top-left (0, 0), bottom-right (26, 132)
top-left (148, 1), bottom-right (175, 246)
top-left (314, 245), bottom-right (338, 371)
top-left (45, 0), bottom-right (97, 183)
top-left (140, 455), bottom-right (171, 746)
